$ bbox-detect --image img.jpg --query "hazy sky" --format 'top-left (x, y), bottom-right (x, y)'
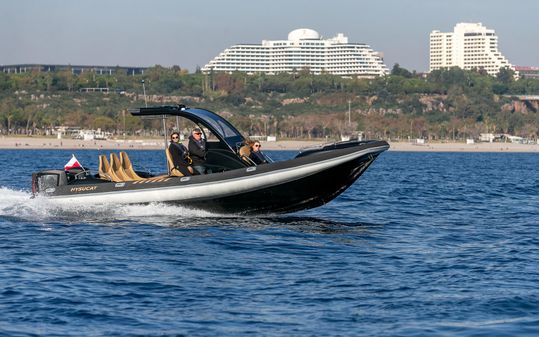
top-left (2, 0), bottom-right (538, 72)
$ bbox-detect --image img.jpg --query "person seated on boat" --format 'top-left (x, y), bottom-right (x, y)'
top-left (249, 140), bottom-right (268, 165)
top-left (169, 132), bottom-right (194, 176)
top-left (188, 127), bottom-right (211, 175)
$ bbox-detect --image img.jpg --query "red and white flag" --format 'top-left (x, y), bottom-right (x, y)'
top-left (64, 154), bottom-right (82, 170)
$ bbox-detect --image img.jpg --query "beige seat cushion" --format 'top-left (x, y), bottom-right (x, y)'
top-left (119, 151), bottom-right (143, 181)
top-left (165, 148), bottom-right (184, 177)
top-left (110, 153), bottom-right (132, 181)
top-left (98, 155), bottom-right (122, 182)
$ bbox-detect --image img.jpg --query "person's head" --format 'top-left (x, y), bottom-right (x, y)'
top-left (170, 132), bottom-right (180, 143)
top-left (192, 128), bottom-right (202, 140)
top-left (251, 141), bottom-right (261, 152)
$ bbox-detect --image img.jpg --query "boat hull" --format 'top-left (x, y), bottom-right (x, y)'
top-left (179, 149), bottom-right (378, 214)
top-left (38, 141), bottom-right (388, 214)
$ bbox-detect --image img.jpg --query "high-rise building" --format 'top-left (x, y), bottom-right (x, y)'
top-left (429, 23), bottom-right (514, 75)
top-left (202, 28), bottom-right (389, 78)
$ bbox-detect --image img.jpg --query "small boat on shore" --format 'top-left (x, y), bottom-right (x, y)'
top-left (31, 105), bottom-right (389, 214)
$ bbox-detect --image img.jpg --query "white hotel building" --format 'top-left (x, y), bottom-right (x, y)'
top-left (429, 23), bottom-right (514, 76)
top-left (202, 28), bottom-right (389, 78)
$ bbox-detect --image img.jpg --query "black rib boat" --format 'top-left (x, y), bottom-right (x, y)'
top-left (31, 105), bottom-right (389, 214)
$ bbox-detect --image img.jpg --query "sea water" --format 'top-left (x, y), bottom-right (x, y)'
top-left (0, 149), bottom-right (538, 336)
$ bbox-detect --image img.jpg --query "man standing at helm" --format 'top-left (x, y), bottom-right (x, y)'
top-left (188, 128), bottom-right (211, 175)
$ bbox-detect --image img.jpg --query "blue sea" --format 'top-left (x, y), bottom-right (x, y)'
top-left (0, 149), bottom-right (538, 336)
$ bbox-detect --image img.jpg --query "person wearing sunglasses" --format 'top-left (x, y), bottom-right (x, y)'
top-left (249, 140), bottom-right (268, 165)
top-left (169, 132), bottom-right (194, 176)
top-left (188, 127), bottom-right (211, 175)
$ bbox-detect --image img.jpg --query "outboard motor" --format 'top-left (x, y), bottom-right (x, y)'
top-left (31, 170), bottom-right (68, 196)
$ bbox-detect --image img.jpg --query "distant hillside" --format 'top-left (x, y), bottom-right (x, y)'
top-left (1, 65), bottom-right (538, 140)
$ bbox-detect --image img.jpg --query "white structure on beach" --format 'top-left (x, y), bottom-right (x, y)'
top-left (429, 23), bottom-right (514, 76)
top-left (202, 28), bottom-right (389, 78)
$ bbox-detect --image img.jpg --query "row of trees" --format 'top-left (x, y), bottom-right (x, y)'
top-left (1, 65), bottom-right (538, 140)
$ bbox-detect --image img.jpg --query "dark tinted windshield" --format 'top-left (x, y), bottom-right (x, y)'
top-left (130, 105), bottom-right (246, 151)
top-left (187, 108), bottom-right (244, 148)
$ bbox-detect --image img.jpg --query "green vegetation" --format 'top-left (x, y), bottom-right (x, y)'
top-left (1, 64), bottom-right (538, 141)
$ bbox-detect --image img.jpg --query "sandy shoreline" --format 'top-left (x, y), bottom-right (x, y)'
top-left (388, 141), bottom-right (539, 153)
top-left (0, 136), bottom-right (323, 151)
top-left (1, 136), bottom-right (538, 152)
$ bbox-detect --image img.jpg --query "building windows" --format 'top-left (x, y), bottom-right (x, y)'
top-left (202, 29), bottom-right (388, 77)
top-left (429, 23), bottom-right (514, 75)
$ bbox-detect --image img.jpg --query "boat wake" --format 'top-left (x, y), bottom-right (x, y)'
top-left (0, 187), bottom-right (373, 230)
top-left (0, 186), bottom-right (219, 226)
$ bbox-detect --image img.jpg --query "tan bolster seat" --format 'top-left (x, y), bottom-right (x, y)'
top-left (98, 154), bottom-right (122, 182)
top-left (119, 151), bottom-right (143, 181)
top-left (165, 148), bottom-right (184, 177)
top-left (238, 144), bottom-right (256, 165)
top-left (110, 153), bottom-right (132, 181)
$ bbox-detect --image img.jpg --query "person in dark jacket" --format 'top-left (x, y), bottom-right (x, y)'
top-left (249, 140), bottom-right (268, 165)
top-left (169, 132), bottom-right (193, 176)
top-left (188, 128), bottom-right (211, 174)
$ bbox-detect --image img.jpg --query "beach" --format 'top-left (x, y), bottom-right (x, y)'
top-left (388, 140), bottom-right (539, 152)
top-left (0, 136), bottom-right (322, 151)
top-left (1, 136), bottom-right (538, 152)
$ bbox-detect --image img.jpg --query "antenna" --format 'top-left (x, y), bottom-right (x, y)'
top-left (347, 99), bottom-right (351, 126)
top-left (141, 79), bottom-right (148, 107)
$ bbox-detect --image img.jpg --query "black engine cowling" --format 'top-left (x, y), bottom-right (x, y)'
top-left (32, 170), bottom-right (68, 195)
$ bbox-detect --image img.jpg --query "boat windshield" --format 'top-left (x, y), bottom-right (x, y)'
top-left (130, 105), bottom-right (245, 151)
top-left (187, 108), bottom-right (244, 149)
top-left (188, 108), bottom-right (239, 138)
